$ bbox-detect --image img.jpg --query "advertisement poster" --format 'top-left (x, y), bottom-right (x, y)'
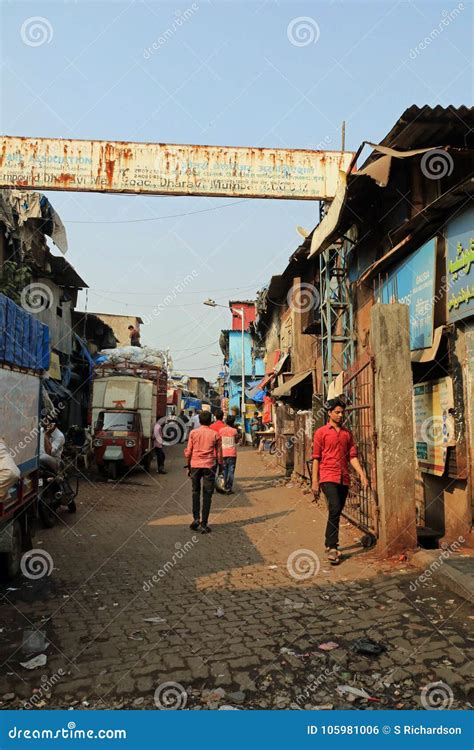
top-left (413, 377), bottom-right (455, 476)
top-left (446, 205), bottom-right (474, 323)
top-left (380, 239), bottom-right (436, 350)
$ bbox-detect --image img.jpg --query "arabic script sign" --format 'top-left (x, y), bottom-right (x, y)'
top-left (446, 205), bottom-right (474, 322)
top-left (0, 137), bottom-right (354, 201)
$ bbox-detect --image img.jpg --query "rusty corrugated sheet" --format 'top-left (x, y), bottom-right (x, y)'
top-left (0, 136), bottom-right (354, 201)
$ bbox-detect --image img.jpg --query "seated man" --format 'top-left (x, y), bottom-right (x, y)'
top-left (40, 421), bottom-right (65, 472)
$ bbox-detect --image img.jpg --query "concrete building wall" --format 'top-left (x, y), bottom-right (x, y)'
top-left (289, 278), bottom-right (316, 382)
top-left (35, 278), bottom-right (75, 355)
top-left (263, 308), bottom-right (281, 371)
top-left (92, 313), bottom-right (141, 347)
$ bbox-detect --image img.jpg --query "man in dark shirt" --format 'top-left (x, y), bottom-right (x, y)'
top-left (312, 398), bottom-right (367, 564)
top-left (128, 324), bottom-right (141, 347)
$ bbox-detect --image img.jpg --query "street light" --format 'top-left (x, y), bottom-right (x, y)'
top-left (203, 299), bottom-right (246, 437)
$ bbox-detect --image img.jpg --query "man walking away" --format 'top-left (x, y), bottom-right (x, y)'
top-left (210, 408), bottom-right (225, 434)
top-left (250, 411), bottom-right (262, 447)
top-left (185, 411), bottom-right (222, 534)
top-left (220, 415), bottom-right (238, 493)
top-left (312, 398), bottom-right (367, 565)
top-left (153, 418), bottom-right (167, 474)
top-left (128, 324), bottom-right (141, 347)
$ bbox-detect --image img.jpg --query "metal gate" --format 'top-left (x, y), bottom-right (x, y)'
top-left (343, 352), bottom-right (378, 542)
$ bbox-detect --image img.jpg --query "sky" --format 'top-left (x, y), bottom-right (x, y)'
top-left (1, 0), bottom-right (472, 378)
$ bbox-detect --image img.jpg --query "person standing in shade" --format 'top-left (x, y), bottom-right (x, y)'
top-left (210, 408), bottom-right (225, 434)
top-left (184, 411), bottom-right (222, 534)
top-left (219, 415), bottom-right (238, 493)
top-left (153, 418), bottom-right (167, 474)
top-left (312, 398), bottom-right (368, 565)
top-left (128, 324), bottom-right (141, 347)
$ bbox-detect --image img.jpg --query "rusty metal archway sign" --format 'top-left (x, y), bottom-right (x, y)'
top-left (0, 136), bottom-right (353, 201)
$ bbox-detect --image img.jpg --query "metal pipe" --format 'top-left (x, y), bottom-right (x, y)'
top-left (240, 308), bottom-right (246, 441)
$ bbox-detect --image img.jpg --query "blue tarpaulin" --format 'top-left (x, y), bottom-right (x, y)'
top-left (183, 397), bottom-right (202, 411)
top-left (0, 293), bottom-right (50, 371)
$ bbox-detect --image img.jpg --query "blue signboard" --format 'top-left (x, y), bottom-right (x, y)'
top-left (446, 205), bottom-right (474, 323)
top-left (380, 239), bottom-right (436, 350)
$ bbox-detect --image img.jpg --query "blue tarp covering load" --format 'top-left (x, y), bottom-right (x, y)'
top-left (0, 293), bottom-right (50, 371)
top-left (183, 396), bottom-right (202, 411)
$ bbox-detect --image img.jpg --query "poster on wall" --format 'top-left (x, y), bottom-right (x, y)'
top-left (413, 377), bottom-right (455, 476)
top-left (446, 206), bottom-right (474, 323)
top-left (380, 238), bottom-right (436, 350)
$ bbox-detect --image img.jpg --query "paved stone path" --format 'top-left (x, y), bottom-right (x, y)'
top-left (1, 447), bottom-right (472, 710)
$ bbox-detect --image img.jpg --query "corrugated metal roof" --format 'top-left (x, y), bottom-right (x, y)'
top-left (364, 105), bottom-right (474, 166)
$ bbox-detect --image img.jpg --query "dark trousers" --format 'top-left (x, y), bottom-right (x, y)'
top-left (190, 467), bottom-right (215, 525)
top-left (223, 456), bottom-right (236, 489)
top-left (320, 482), bottom-right (349, 549)
top-left (154, 447), bottom-right (165, 471)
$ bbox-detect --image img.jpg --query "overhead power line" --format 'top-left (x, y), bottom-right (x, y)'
top-left (66, 199), bottom-right (250, 224)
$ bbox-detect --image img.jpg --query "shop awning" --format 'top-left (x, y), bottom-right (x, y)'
top-left (272, 370), bottom-right (312, 397)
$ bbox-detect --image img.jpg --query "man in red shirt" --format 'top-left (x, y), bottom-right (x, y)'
top-left (312, 398), bottom-right (368, 564)
top-left (184, 411), bottom-right (222, 534)
top-left (210, 409), bottom-right (225, 434)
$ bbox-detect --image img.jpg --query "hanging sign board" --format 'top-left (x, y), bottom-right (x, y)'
top-left (379, 238), bottom-right (436, 350)
top-left (413, 377), bottom-right (455, 476)
top-left (446, 205), bottom-right (474, 323)
top-left (0, 136), bottom-right (353, 201)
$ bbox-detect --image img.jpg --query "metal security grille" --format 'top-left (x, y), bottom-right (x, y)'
top-left (343, 352), bottom-right (379, 541)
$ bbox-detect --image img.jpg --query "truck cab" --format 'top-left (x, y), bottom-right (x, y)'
top-left (91, 367), bottom-right (167, 479)
top-left (93, 409), bottom-right (149, 478)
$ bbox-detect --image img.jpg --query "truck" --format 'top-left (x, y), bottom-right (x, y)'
top-left (91, 362), bottom-right (167, 479)
top-left (0, 293), bottom-right (50, 577)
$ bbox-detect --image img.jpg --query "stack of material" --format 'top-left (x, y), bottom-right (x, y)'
top-left (97, 346), bottom-right (165, 369)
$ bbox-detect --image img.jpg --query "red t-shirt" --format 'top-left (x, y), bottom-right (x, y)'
top-left (312, 423), bottom-right (357, 485)
top-left (219, 426), bottom-right (237, 458)
top-left (210, 420), bottom-right (226, 433)
top-left (184, 426), bottom-right (221, 468)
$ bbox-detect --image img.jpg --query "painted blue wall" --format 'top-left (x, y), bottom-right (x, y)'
top-left (228, 331), bottom-right (265, 377)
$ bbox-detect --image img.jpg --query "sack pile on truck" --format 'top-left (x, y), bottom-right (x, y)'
top-left (96, 346), bottom-right (165, 369)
